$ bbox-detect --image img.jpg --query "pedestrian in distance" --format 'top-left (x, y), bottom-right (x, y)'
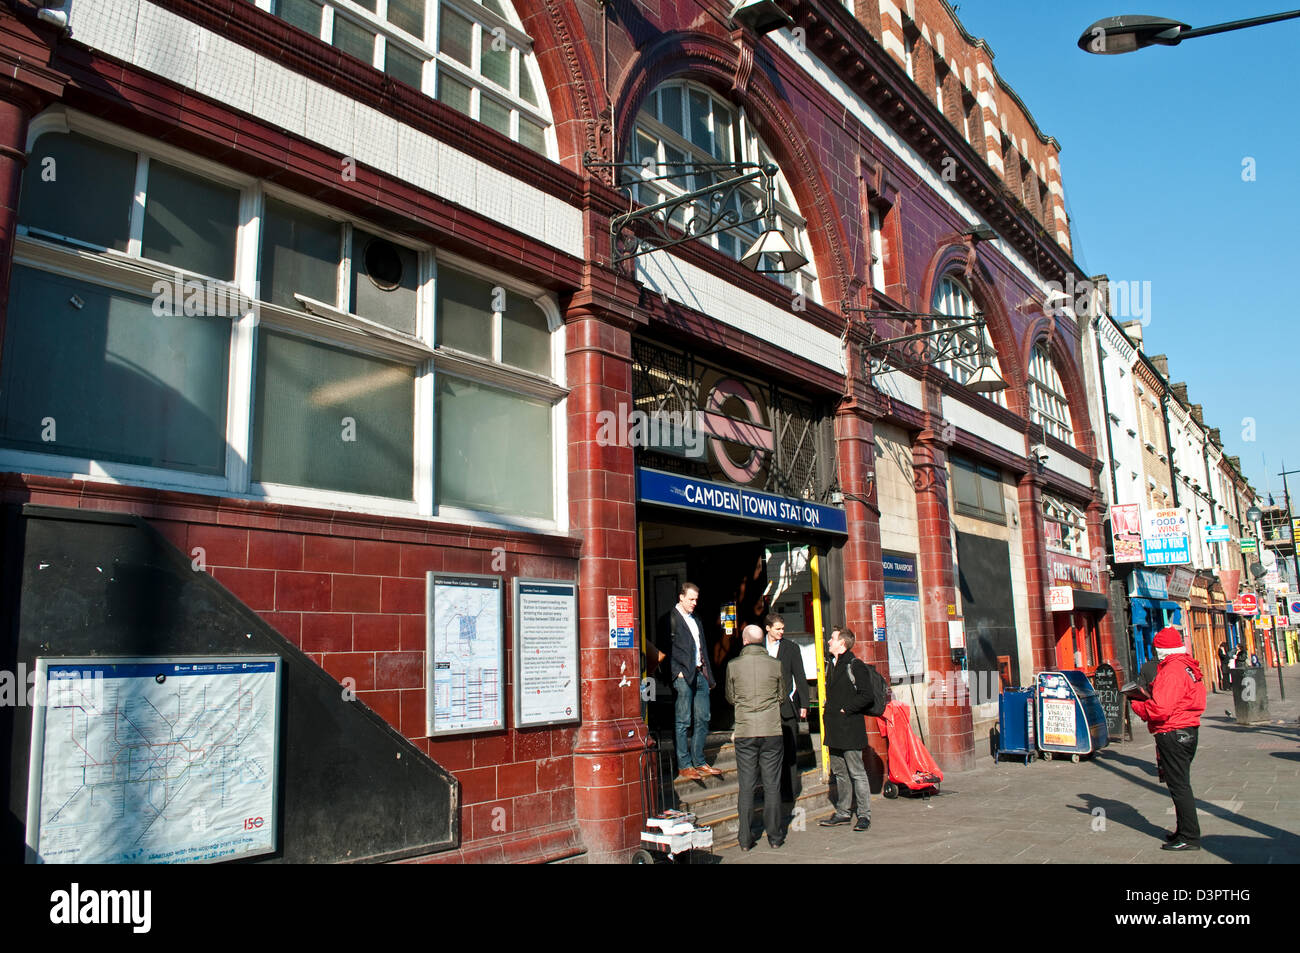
top-left (1130, 626), bottom-right (1207, 852)
top-left (819, 626), bottom-right (875, 833)
top-left (726, 624), bottom-right (786, 850)
top-left (669, 582), bottom-right (721, 781)
top-left (764, 612), bottom-right (809, 806)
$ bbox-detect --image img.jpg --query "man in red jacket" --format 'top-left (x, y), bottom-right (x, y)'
top-left (1130, 627), bottom-right (1207, 852)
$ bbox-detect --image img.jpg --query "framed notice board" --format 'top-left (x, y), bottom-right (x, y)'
top-left (426, 573), bottom-right (505, 736)
top-left (512, 578), bottom-right (580, 728)
top-left (26, 656), bottom-right (281, 864)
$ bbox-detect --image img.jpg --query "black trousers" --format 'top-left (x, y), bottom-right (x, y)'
top-left (735, 735), bottom-right (784, 848)
top-left (1155, 727), bottom-right (1200, 842)
top-left (779, 716), bottom-right (802, 802)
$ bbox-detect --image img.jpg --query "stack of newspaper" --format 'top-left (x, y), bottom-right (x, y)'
top-left (641, 810), bottom-right (713, 853)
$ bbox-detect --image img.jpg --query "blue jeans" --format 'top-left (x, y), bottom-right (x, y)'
top-left (674, 672), bottom-right (711, 769)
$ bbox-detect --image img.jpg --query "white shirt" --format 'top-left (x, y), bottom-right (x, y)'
top-left (766, 637), bottom-right (795, 701)
top-left (678, 605), bottom-right (701, 667)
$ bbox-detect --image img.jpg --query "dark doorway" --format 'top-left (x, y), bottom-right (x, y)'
top-left (955, 531), bottom-right (1019, 698)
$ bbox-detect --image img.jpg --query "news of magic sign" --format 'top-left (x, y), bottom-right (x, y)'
top-left (637, 468), bottom-right (848, 534)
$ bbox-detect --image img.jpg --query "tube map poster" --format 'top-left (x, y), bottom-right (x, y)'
top-left (26, 657), bottom-right (281, 864)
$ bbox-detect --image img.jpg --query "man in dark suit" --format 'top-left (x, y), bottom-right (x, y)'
top-left (764, 612), bottom-right (808, 804)
top-left (670, 582), bottom-right (720, 780)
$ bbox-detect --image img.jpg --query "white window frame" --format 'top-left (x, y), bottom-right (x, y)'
top-left (1028, 343), bottom-right (1074, 445)
top-left (252, 0), bottom-right (556, 156)
top-left (625, 80), bottom-right (820, 302)
top-left (931, 275), bottom-right (1005, 407)
top-left (4, 109), bottom-right (568, 533)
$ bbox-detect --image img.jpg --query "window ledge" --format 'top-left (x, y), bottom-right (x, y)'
top-left (434, 347), bottom-right (568, 401)
top-left (295, 293), bottom-right (433, 357)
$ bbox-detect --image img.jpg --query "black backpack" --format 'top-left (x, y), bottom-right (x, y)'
top-left (846, 659), bottom-right (889, 717)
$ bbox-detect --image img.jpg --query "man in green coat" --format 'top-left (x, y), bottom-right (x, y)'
top-left (725, 624), bottom-right (785, 850)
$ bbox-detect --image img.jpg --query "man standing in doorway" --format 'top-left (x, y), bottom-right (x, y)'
top-left (819, 626), bottom-right (874, 832)
top-left (671, 582), bottom-right (721, 780)
top-left (765, 613), bottom-right (808, 804)
top-left (726, 624), bottom-right (785, 850)
top-left (1130, 626), bottom-right (1207, 851)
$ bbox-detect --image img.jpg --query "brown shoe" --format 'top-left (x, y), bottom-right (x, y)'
top-left (677, 767), bottom-right (702, 781)
top-left (698, 764), bottom-right (723, 776)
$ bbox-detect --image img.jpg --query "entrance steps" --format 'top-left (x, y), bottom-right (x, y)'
top-left (662, 729), bottom-right (838, 849)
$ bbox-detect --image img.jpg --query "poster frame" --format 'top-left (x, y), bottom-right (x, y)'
top-left (426, 572), bottom-right (506, 738)
top-left (26, 655), bottom-right (282, 865)
top-left (512, 577), bottom-right (581, 729)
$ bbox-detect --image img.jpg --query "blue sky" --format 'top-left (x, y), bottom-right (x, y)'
top-left (952, 1), bottom-right (1300, 505)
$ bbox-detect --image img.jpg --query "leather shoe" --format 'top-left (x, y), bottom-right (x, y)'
top-left (698, 764), bottom-right (723, 776)
top-left (768, 838), bottom-right (784, 849)
top-left (819, 814), bottom-right (852, 827)
top-left (853, 818), bottom-right (871, 832)
top-left (1161, 838), bottom-right (1201, 852)
top-left (1165, 830), bottom-right (1179, 843)
top-left (739, 843), bottom-right (754, 852)
top-left (677, 767), bottom-right (702, 781)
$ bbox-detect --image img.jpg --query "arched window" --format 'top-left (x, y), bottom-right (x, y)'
top-left (1029, 343), bottom-right (1074, 444)
top-left (623, 81), bottom-right (819, 300)
top-left (931, 275), bottom-right (1005, 406)
top-left (262, 0), bottom-right (554, 155)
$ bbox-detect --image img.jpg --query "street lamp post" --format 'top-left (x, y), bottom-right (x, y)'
top-left (1247, 504), bottom-right (1285, 701)
top-left (1279, 468), bottom-right (1300, 667)
top-left (1078, 10), bottom-right (1300, 54)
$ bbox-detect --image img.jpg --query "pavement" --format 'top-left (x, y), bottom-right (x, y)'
top-left (720, 664), bottom-right (1300, 864)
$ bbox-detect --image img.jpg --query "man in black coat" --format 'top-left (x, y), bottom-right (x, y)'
top-left (669, 582), bottom-right (720, 780)
top-left (764, 613), bottom-right (809, 804)
top-left (818, 626), bottom-right (875, 832)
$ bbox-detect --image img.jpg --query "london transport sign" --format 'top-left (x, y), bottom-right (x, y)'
top-left (637, 467), bottom-right (848, 534)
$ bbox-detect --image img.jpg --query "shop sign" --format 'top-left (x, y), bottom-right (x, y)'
top-left (1259, 615), bottom-right (1273, 629)
top-left (1233, 593), bottom-right (1258, 616)
top-left (1293, 518), bottom-right (1300, 543)
top-left (1111, 503), bottom-right (1144, 563)
top-left (1142, 508), bottom-right (1191, 566)
top-left (1048, 551), bottom-right (1098, 590)
top-left (1241, 538), bottom-right (1258, 554)
top-left (1166, 566), bottom-right (1195, 601)
top-left (1279, 614), bottom-right (1291, 627)
top-left (637, 467), bottom-right (848, 534)
top-left (1205, 523), bottom-right (1231, 542)
top-left (1048, 586), bottom-right (1074, 612)
top-left (1128, 569), bottom-right (1169, 600)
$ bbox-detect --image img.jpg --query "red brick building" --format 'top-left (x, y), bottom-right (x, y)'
top-left (0, 0), bottom-right (1111, 862)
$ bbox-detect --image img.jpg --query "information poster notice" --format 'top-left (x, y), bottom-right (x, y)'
top-left (883, 553), bottom-right (923, 678)
top-left (1041, 699), bottom-right (1078, 747)
top-left (513, 579), bottom-right (580, 728)
top-left (26, 656), bottom-right (281, 864)
top-left (427, 573), bottom-right (505, 736)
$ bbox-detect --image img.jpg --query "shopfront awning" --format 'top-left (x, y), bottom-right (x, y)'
top-left (1071, 589), bottom-right (1109, 612)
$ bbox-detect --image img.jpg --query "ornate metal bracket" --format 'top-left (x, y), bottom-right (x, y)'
top-left (842, 306), bottom-right (989, 377)
top-left (584, 153), bottom-right (777, 265)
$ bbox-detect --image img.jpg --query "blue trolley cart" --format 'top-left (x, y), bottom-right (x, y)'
top-left (994, 687), bottom-right (1036, 764)
top-left (1035, 671), bottom-right (1109, 762)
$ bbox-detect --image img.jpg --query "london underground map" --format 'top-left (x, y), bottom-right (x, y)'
top-left (427, 574), bottom-right (504, 735)
top-left (26, 658), bottom-right (280, 864)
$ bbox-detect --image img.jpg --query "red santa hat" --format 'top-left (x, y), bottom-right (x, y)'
top-left (1153, 627), bottom-right (1184, 655)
